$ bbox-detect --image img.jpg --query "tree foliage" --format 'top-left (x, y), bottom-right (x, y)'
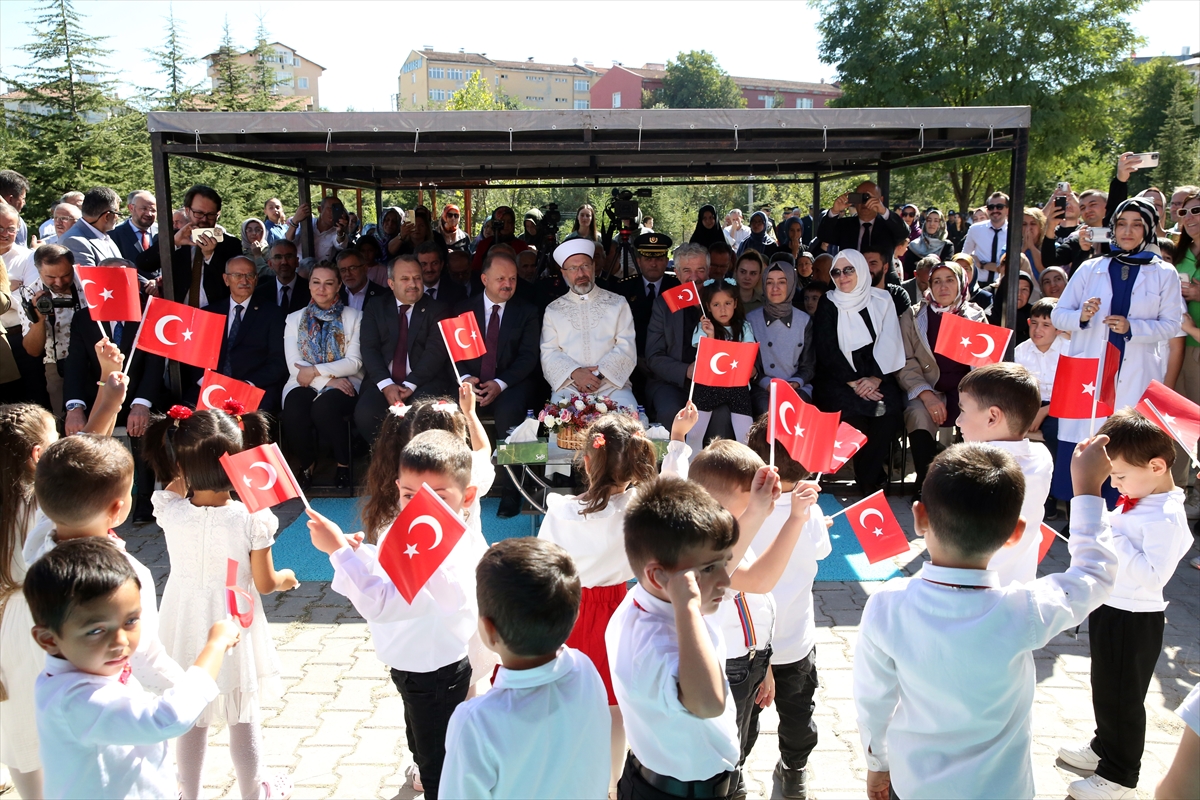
top-left (1151, 82), bottom-right (1200, 195)
top-left (142, 5), bottom-right (201, 112)
top-left (446, 71), bottom-right (520, 111)
top-left (651, 51), bottom-right (746, 109)
top-left (208, 18), bottom-right (252, 112)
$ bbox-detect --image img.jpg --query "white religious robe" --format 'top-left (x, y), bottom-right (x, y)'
top-left (540, 286), bottom-right (637, 405)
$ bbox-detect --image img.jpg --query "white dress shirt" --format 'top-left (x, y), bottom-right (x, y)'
top-left (36, 658), bottom-right (217, 800)
top-left (960, 220), bottom-right (1009, 282)
top-left (749, 493), bottom-right (831, 665)
top-left (0, 244), bottom-right (35, 327)
top-left (344, 283), bottom-right (369, 311)
top-left (538, 489), bottom-right (637, 587)
top-left (984, 439), bottom-right (1054, 585)
top-left (1106, 488), bottom-right (1191, 612)
top-left (441, 646), bottom-right (611, 799)
top-left (226, 298), bottom-right (250, 334)
top-left (1013, 336), bottom-right (1067, 401)
top-left (376, 300), bottom-right (416, 393)
top-left (853, 496), bottom-right (1117, 799)
top-left (605, 584), bottom-right (740, 780)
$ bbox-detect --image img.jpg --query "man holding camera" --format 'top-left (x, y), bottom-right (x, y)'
top-left (15, 244), bottom-right (79, 412)
top-left (1047, 153), bottom-right (1139, 272)
top-left (471, 206), bottom-right (530, 270)
top-left (817, 181), bottom-right (908, 257)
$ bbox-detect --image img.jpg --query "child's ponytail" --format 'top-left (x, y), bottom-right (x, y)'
top-left (144, 406), bottom-right (248, 493)
top-left (578, 414), bottom-right (657, 515)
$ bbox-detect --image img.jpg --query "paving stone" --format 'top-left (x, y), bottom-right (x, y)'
top-left (339, 727), bottom-right (405, 764)
top-left (303, 710), bottom-right (369, 747)
top-left (290, 663), bottom-right (348, 694)
top-left (291, 745), bottom-right (352, 786)
top-left (264, 690), bottom-right (328, 727)
top-left (327, 678), bottom-right (381, 711)
top-left (331, 764), bottom-right (395, 799)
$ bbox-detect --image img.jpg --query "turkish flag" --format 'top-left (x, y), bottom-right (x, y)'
top-left (1048, 343), bottom-right (1120, 419)
top-left (933, 313), bottom-right (1013, 367)
top-left (822, 422), bottom-right (868, 473)
top-left (225, 558), bottom-right (254, 628)
top-left (377, 484), bottom-right (467, 603)
top-left (135, 296), bottom-right (224, 370)
top-left (662, 281), bottom-right (701, 313)
top-left (198, 370), bottom-right (265, 413)
top-left (693, 336), bottom-right (757, 388)
top-left (438, 311), bottom-right (486, 361)
top-left (1136, 380), bottom-right (1200, 454)
top-left (1037, 522), bottom-right (1059, 564)
top-left (770, 379), bottom-right (840, 473)
top-left (219, 443), bottom-right (300, 514)
top-left (842, 491), bottom-right (909, 564)
top-left (76, 266), bottom-right (141, 322)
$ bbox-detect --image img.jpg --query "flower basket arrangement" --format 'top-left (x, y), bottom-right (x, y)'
top-left (537, 394), bottom-right (638, 450)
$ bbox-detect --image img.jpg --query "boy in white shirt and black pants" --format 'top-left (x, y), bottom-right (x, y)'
top-left (1057, 411), bottom-right (1194, 800)
top-left (1013, 297), bottom-right (1067, 518)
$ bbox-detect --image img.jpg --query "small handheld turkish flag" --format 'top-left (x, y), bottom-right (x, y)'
top-left (1048, 343), bottom-right (1120, 419)
top-left (842, 491), bottom-right (909, 564)
top-left (438, 312), bottom-right (486, 361)
top-left (770, 379), bottom-right (840, 473)
top-left (1136, 380), bottom-right (1199, 455)
top-left (377, 484), bottom-right (467, 603)
top-left (198, 370), bottom-right (265, 413)
top-left (225, 558), bottom-right (254, 628)
top-left (220, 443), bottom-right (300, 514)
top-left (822, 422), bottom-right (868, 474)
top-left (933, 313), bottom-right (1013, 367)
top-left (693, 336), bottom-right (757, 388)
top-left (1037, 522), bottom-right (1059, 564)
top-left (662, 282), bottom-right (701, 313)
top-left (76, 266), bottom-right (141, 322)
top-left (135, 296), bottom-right (224, 370)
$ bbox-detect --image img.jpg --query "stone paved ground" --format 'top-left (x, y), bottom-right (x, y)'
top-left (90, 495), bottom-right (1200, 799)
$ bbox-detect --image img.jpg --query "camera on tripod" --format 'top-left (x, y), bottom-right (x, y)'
top-left (604, 188), bottom-right (652, 225)
top-left (537, 202), bottom-right (561, 238)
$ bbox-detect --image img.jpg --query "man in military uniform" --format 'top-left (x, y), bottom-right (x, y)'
top-left (617, 231), bottom-right (678, 411)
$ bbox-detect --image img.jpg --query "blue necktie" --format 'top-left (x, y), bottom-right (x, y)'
top-left (112, 322), bottom-right (123, 345)
top-left (222, 306), bottom-right (243, 374)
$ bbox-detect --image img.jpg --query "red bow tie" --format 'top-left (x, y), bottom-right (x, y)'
top-left (1116, 494), bottom-right (1140, 513)
top-left (118, 661), bottom-right (132, 685)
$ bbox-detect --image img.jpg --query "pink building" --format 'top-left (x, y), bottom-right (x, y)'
top-left (589, 64), bottom-right (842, 110)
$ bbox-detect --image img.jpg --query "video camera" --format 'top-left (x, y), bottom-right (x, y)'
top-left (537, 202), bottom-right (561, 238)
top-left (603, 188), bottom-right (652, 224)
top-left (22, 289), bottom-right (78, 322)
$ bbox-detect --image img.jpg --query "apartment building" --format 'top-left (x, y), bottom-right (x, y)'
top-left (204, 42), bottom-right (325, 110)
top-left (590, 64), bottom-right (842, 110)
top-left (397, 47), bottom-right (600, 109)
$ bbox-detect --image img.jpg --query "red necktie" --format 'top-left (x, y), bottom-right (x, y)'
top-left (1116, 494), bottom-right (1139, 514)
top-left (140, 231), bottom-right (151, 252)
top-left (480, 305), bottom-right (500, 383)
top-left (391, 305), bottom-right (411, 384)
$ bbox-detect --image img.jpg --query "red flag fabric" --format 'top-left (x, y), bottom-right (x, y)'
top-left (933, 312), bottom-right (1013, 367)
top-left (225, 558), bottom-right (254, 628)
top-left (76, 266), bottom-right (141, 322)
top-left (770, 379), bottom-right (840, 473)
top-left (136, 296), bottom-right (224, 370)
top-left (219, 443), bottom-right (300, 514)
top-left (377, 484), bottom-right (467, 603)
top-left (1136, 380), bottom-right (1200, 454)
top-left (822, 422), bottom-right (868, 473)
top-left (1048, 342), bottom-right (1120, 419)
top-left (842, 491), bottom-right (910, 564)
top-left (693, 336), bottom-right (758, 388)
top-left (438, 311), bottom-right (486, 361)
top-left (662, 281), bottom-right (701, 313)
top-left (198, 370), bottom-right (266, 413)
top-left (1037, 523), bottom-right (1058, 564)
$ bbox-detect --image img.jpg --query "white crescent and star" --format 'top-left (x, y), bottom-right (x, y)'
top-left (247, 461), bottom-right (278, 491)
top-left (453, 328), bottom-right (471, 349)
top-left (154, 314), bottom-right (182, 345)
top-left (832, 440), bottom-right (862, 464)
top-left (100, 288), bottom-right (113, 301)
top-left (709, 351), bottom-right (730, 375)
top-left (968, 334), bottom-right (996, 360)
top-left (680, 287), bottom-right (695, 302)
top-left (858, 508), bottom-right (885, 534)
top-left (200, 384), bottom-right (227, 409)
top-left (1082, 382), bottom-right (1097, 396)
top-left (408, 515), bottom-right (444, 555)
top-left (778, 402), bottom-right (795, 434)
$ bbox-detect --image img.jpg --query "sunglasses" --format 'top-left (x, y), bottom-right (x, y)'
top-left (901, 211), bottom-right (916, 219)
top-left (987, 203), bottom-right (1007, 211)
top-left (830, 265), bottom-right (856, 278)
top-left (1178, 206), bottom-right (1200, 217)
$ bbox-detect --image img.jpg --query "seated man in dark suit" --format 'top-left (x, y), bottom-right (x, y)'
top-left (256, 239), bottom-right (310, 313)
top-left (644, 242), bottom-right (709, 427)
top-left (445, 249), bottom-right (483, 299)
top-left (816, 180), bottom-right (908, 255)
top-left (617, 232), bottom-right (679, 408)
top-left (354, 254), bottom-right (456, 442)
top-left (416, 240), bottom-right (467, 307)
top-left (109, 190), bottom-right (158, 262)
top-left (137, 184), bottom-right (243, 307)
top-left (335, 247), bottom-right (389, 311)
top-left (189, 256), bottom-right (289, 412)
top-left (455, 248), bottom-right (542, 517)
top-left (63, 257), bottom-right (167, 524)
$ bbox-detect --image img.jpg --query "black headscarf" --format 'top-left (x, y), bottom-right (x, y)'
top-left (1108, 198), bottom-right (1161, 264)
top-left (690, 204), bottom-right (727, 248)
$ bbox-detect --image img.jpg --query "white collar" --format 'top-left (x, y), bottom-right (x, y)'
top-left (918, 563), bottom-right (1000, 589)
top-left (630, 583), bottom-right (673, 618)
top-left (493, 647), bottom-right (573, 691)
top-left (82, 218), bottom-right (109, 239)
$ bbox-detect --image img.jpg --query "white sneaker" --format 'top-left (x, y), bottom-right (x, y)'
top-left (1184, 487), bottom-right (1200, 521)
top-left (1057, 741), bottom-right (1101, 771)
top-left (406, 764), bottom-right (424, 793)
top-left (1067, 774), bottom-right (1136, 799)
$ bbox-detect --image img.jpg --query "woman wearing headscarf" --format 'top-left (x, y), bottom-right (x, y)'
top-left (688, 204), bottom-right (727, 248)
top-left (1050, 197), bottom-right (1185, 505)
top-left (240, 217), bottom-right (269, 272)
top-left (900, 203), bottom-right (922, 241)
top-left (897, 261), bottom-right (988, 488)
top-left (748, 254), bottom-right (816, 415)
top-left (1040, 266), bottom-right (1069, 299)
top-left (812, 249), bottom-right (907, 495)
top-left (907, 208), bottom-right (952, 270)
top-left (770, 217), bottom-right (807, 263)
top-left (374, 207), bottom-right (404, 256)
top-left (736, 211), bottom-right (777, 257)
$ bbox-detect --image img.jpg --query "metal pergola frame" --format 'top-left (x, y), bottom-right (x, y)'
top-left (147, 107), bottom-right (1030, 391)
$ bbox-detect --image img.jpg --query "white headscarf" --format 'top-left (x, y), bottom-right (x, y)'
top-left (827, 249), bottom-right (906, 374)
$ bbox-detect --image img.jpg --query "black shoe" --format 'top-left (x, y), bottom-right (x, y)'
top-left (335, 466), bottom-right (352, 491)
top-left (774, 762), bottom-right (809, 800)
top-left (497, 492), bottom-right (522, 519)
top-left (731, 769), bottom-right (747, 800)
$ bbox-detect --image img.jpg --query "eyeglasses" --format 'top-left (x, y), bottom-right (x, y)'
top-left (0, 226), bottom-right (17, 236)
top-left (829, 266), bottom-right (856, 278)
top-left (901, 212), bottom-right (916, 219)
top-left (561, 263), bottom-right (591, 274)
top-left (53, 215), bottom-right (76, 223)
top-left (987, 203), bottom-right (1007, 211)
top-left (445, 212), bottom-right (460, 218)
top-left (1178, 206), bottom-right (1200, 217)
top-left (225, 272), bottom-right (257, 282)
top-left (189, 208), bottom-right (218, 223)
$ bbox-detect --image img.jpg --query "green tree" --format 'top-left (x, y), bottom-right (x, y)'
top-left (208, 18), bottom-right (251, 111)
top-left (245, 17), bottom-right (300, 111)
top-left (814, 0), bottom-right (1140, 212)
top-left (142, 5), bottom-right (201, 111)
top-left (446, 71), bottom-right (519, 111)
top-left (651, 51), bottom-right (746, 109)
top-left (1151, 82), bottom-right (1200, 194)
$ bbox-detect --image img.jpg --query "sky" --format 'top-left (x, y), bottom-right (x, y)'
top-left (1, 0), bottom-right (1197, 112)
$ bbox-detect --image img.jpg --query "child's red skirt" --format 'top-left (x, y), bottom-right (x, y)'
top-left (566, 583), bottom-right (627, 705)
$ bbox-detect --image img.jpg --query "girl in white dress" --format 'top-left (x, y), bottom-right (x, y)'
top-left (144, 406), bottom-right (299, 800)
top-left (0, 403), bottom-right (57, 800)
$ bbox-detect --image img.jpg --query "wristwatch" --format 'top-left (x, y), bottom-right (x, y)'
top-left (66, 401), bottom-right (87, 412)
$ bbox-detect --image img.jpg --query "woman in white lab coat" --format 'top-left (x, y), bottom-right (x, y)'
top-left (1050, 197), bottom-right (1185, 504)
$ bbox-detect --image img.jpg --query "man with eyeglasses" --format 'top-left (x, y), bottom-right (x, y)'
top-left (335, 247), bottom-right (388, 311)
top-left (437, 203), bottom-right (471, 254)
top-left (818, 181), bottom-right (909, 257)
top-left (61, 187), bottom-right (124, 267)
top-left (110, 190), bottom-right (158, 262)
top-left (959, 191), bottom-right (1010, 285)
top-left (150, 184), bottom-right (243, 308)
top-left (471, 206), bottom-right (531, 270)
top-left (40, 202), bottom-right (81, 246)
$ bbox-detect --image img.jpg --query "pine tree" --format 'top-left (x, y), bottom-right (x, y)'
top-left (143, 5), bottom-right (201, 111)
top-left (246, 16), bottom-right (299, 111)
top-left (1152, 83), bottom-right (1200, 195)
top-left (208, 18), bottom-right (251, 111)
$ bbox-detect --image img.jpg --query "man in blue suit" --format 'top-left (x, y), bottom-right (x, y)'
top-left (109, 190), bottom-right (158, 262)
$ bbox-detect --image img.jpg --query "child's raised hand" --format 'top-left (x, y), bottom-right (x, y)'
top-left (306, 507), bottom-right (349, 555)
top-left (347, 531), bottom-right (366, 551)
top-left (1070, 434), bottom-right (1112, 498)
top-left (660, 567), bottom-right (704, 611)
top-left (94, 337), bottom-right (124, 379)
top-left (276, 568), bottom-right (299, 592)
top-left (208, 619), bottom-right (242, 650)
top-left (790, 480), bottom-right (821, 520)
top-left (866, 770), bottom-right (891, 800)
top-left (747, 465), bottom-right (781, 516)
top-left (458, 379), bottom-right (476, 417)
top-left (700, 317), bottom-right (715, 338)
top-left (671, 402), bottom-right (699, 441)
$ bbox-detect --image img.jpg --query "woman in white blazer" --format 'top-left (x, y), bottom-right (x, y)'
top-left (1050, 198), bottom-right (1185, 504)
top-left (281, 263), bottom-right (364, 490)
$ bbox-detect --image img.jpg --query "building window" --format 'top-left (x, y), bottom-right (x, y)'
top-left (575, 99), bottom-right (590, 109)
top-left (449, 68), bottom-right (464, 80)
top-left (759, 95), bottom-right (775, 108)
top-left (412, 73), bottom-right (416, 84)
top-left (575, 79), bottom-right (589, 92)
top-left (430, 67), bottom-right (444, 79)
top-left (293, 57), bottom-right (301, 67)
top-left (612, 92), bottom-right (621, 108)
top-left (297, 77), bottom-right (309, 89)
top-left (429, 89), bottom-right (446, 101)
top-left (402, 57), bottom-right (422, 74)
top-left (412, 93), bottom-right (417, 105)
top-left (796, 97), bottom-right (813, 108)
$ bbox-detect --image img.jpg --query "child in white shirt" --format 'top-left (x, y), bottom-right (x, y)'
top-left (1014, 297), bottom-right (1069, 514)
top-left (854, 439), bottom-right (1117, 800)
top-left (25, 537), bottom-right (240, 800)
top-left (307, 430), bottom-right (483, 800)
top-left (1056, 410), bottom-right (1194, 800)
top-left (956, 362), bottom-right (1055, 584)
top-left (442, 537), bottom-right (610, 799)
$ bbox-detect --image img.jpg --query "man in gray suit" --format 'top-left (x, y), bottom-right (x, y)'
top-left (61, 187), bottom-right (123, 266)
top-left (644, 242), bottom-right (710, 427)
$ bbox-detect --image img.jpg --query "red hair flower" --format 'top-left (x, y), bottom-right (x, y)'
top-left (222, 398), bottom-right (246, 417)
top-left (167, 405), bottom-right (193, 425)
top-left (592, 433), bottom-right (606, 449)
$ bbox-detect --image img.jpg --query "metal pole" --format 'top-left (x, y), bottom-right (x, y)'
top-left (877, 165), bottom-right (891, 205)
top-left (299, 172), bottom-right (315, 259)
top-left (464, 188), bottom-right (473, 235)
top-left (374, 182), bottom-right (384, 226)
top-left (150, 131), bottom-right (181, 399)
top-left (1003, 127), bottom-right (1029, 356)
top-left (813, 173), bottom-right (821, 214)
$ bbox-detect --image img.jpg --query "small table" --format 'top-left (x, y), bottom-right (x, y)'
top-left (498, 439), bottom-right (579, 519)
